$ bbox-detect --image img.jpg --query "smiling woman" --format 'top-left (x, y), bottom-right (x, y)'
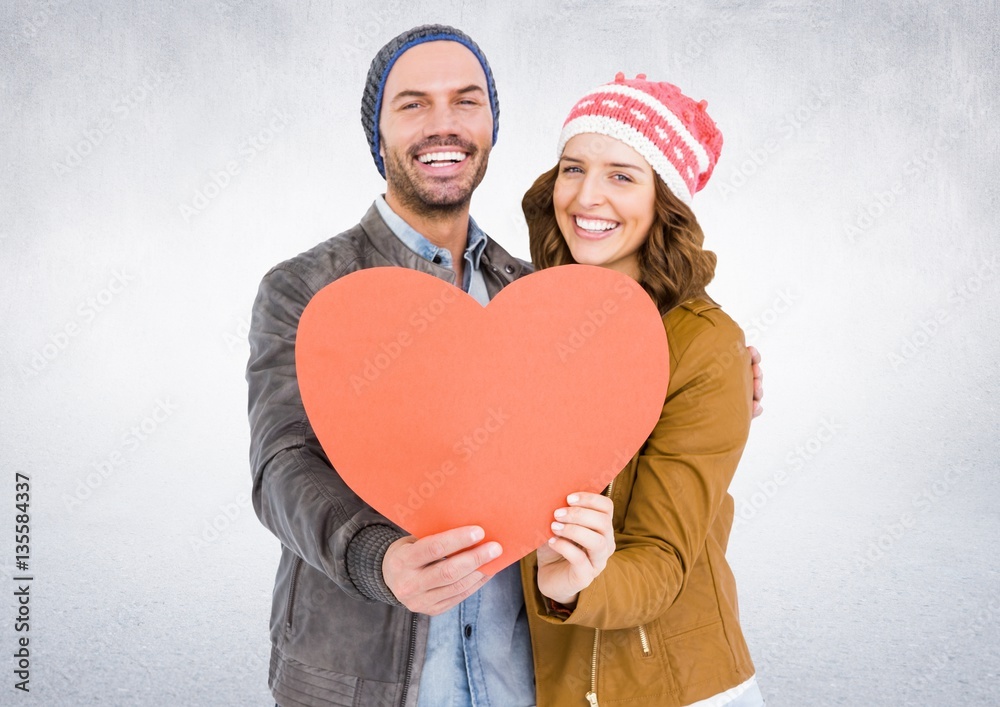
top-left (521, 74), bottom-right (763, 707)
top-left (552, 134), bottom-right (657, 278)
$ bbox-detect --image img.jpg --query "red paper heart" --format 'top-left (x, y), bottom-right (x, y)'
top-left (296, 264), bottom-right (669, 575)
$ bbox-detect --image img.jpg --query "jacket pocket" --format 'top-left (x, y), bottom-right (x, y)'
top-left (593, 622), bottom-right (676, 702)
top-left (663, 619), bottom-right (737, 690)
top-left (285, 555), bottom-right (303, 632)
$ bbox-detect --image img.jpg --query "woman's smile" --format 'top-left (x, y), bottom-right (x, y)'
top-left (553, 133), bottom-right (656, 278)
top-left (572, 215), bottom-right (621, 239)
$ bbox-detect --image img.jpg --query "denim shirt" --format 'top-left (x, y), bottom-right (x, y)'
top-left (374, 196), bottom-right (536, 706)
top-left (374, 196), bottom-right (490, 303)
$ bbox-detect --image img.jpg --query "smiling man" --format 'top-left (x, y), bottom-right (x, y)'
top-left (247, 25), bottom-right (535, 707)
top-left (374, 38), bottom-right (495, 290)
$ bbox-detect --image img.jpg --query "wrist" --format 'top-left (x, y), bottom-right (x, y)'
top-left (346, 524), bottom-right (406, 605)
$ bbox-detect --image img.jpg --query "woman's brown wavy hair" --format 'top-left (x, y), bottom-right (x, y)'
top-left (522, 164), bottom-right (717, 315)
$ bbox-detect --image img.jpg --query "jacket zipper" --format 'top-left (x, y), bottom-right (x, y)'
top-left (585, 629), bottom-right (601, 706)
top-left (637, 624), bottom-right (652, 656)
top-left (285, 556), bottom-right (303, 630)
top-left (398, 613), bottom-right (418, 706)
top-left (585, 479), bottom-right (616, 707)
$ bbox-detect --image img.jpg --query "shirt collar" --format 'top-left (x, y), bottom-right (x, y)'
top-left (375, 195), bottom-right (487, 270)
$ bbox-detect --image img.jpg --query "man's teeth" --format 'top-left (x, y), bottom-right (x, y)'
top-left (575, 216), bottom-right (619, 232)
top-left (417, 151), bottom-right (467, 165)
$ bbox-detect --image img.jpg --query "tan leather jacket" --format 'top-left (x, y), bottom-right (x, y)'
top-left (520, 299), bottom-right (755, 707)
top-left (247, 203), bottom-right (531, 706)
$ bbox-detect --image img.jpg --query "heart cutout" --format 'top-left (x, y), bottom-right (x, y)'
top-left (296, 264), bottom-right (669, 575)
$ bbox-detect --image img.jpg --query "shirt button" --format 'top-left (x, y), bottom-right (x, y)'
top-left (464, 624), bottom-right (473, 639)
top-left (504, 264), bottom-right (515, 274)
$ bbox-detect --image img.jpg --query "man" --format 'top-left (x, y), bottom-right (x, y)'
top-left (247, 24), bottom-right (764, 707)
top-left (248, 25), bottom-right (536, 707)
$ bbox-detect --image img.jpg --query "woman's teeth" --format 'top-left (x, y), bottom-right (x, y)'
top-left (575, 216), bottom-right (619, 232)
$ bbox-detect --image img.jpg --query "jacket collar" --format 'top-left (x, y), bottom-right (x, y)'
top-left (359, 201), bottom-right (529, 297)
top-left (359, 203), bottom-right (457, 284)
top-left (373, 195), bottom-right (489, 273)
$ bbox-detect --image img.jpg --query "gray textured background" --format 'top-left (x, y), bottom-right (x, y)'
top-left (2, 1), bottom-right (999, 705)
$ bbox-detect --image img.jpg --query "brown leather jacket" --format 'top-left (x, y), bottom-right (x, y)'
top-left (520, 299), bottom-right (755, 707)
top-left (246, 203), bottom-right (531, 706)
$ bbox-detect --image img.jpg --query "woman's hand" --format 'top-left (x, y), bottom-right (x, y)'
top-left (535, 492), bottom-right (616, 608)
top-left (749, 345), bottom-right (764, 418)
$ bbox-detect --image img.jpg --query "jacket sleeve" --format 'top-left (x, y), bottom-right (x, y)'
top-left (536, 312), bottom-right (753, 629)
top-left (246, 265), bottom-right (405, 604)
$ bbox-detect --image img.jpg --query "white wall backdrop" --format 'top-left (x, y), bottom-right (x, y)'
top-left (2, 1), bottom-right (998, 704)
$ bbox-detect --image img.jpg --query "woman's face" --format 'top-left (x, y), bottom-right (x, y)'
top-left (553, 133), bottom-right (657, 279)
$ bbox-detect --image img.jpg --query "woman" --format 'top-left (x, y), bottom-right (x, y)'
top-left (519, 73), bottom-right (764, 707)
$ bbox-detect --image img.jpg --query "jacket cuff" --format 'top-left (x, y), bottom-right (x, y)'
top-left (544, 596), bottom-right (575, 620)
top-left (346, 524), bottom-right (406, 605)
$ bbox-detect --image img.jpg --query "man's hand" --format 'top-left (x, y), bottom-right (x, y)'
top-left (536, 493), bottom-right (616, 608)
top-left (749, 345), bottom-right (764, 418)
top-left (383, 526), bottom-right (501, 616)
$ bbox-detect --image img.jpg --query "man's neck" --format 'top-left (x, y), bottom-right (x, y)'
top-left (384, 191), bottom-right (471, 282)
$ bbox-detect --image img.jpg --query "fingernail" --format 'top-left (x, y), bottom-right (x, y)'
top-left (554, 508), bottom-right (567, 519)
top-left (548, 537), bottom-right (557, 545)
top-left (567, 494), bottom-right (579, 504)
top-left (551, 522), bottom-right (565, 531)
top-left (471, 527), bottom-right (485, 542)
top-left (489, 543), bottom-right (502, 559)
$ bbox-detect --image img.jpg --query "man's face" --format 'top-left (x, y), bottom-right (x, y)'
top-left (379, 41), bottom-right (493, 216)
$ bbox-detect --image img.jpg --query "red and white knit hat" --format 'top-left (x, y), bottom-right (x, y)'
top-left (557, 73), bottom-right (723, 207)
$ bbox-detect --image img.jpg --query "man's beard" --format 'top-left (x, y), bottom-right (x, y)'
top-left (382, 137), bottom-right (489, 219)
